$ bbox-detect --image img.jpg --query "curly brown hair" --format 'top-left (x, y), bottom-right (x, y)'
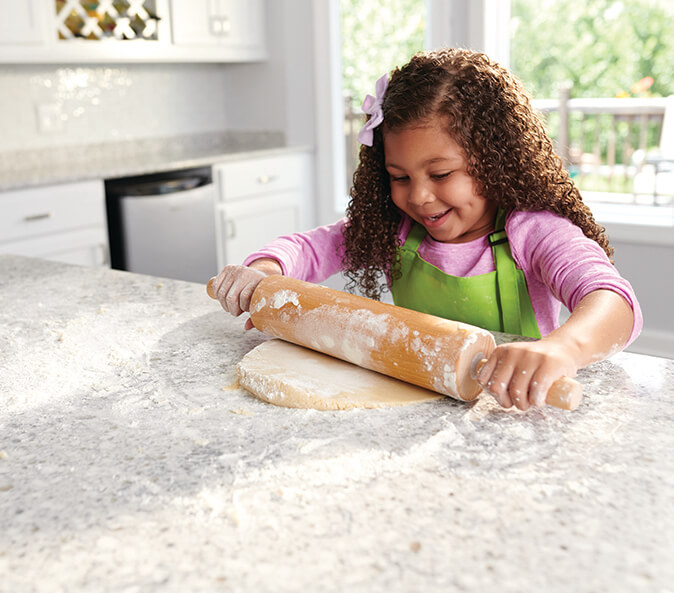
top-left (342, 47), bottom-right (612, 300)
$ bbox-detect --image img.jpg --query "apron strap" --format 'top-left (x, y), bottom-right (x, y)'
top-left (489, 209), bottom-right (523, 335)
top-left (400, 222), bottom-right (427, 252)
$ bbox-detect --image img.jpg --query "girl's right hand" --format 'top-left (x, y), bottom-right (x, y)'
top-left (209, 258), bottom-right (282, 329)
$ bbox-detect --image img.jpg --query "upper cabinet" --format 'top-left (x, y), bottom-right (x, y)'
top-left (0, 1), bottom-right (46, 45)
top-left (171, 0), bottom-right (264, 52)
top-left (0, 0), bottom-right (266, 63)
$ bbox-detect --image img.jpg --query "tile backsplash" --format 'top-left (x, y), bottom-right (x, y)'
top-left (0, 63), bottom-right (229, 152)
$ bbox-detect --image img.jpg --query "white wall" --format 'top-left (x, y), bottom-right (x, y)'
top-left (0, 63), bottom-right (232, 152)
top-left (586, 202), bottom-right (673, 358)
top-left (221, 0), bottom-right (316, 147)
top-left (602, 223), bottom-right (674, 359)
top-left (427, 0), bottom-right (511, 64)
top-left (221, 0), bottom-right (344, 227)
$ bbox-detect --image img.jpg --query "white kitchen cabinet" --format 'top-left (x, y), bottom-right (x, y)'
top-left (171, 0), bottom-right (265, 57)
top-left (0, 179), bottom-right (109, 267)
top-left (0, 0), bottom-right (46, 45)
top-left (0, 0), bottom-right (170, 62)
top-left (0, 0), bottom-right (265, 63)
top-left (213, 150), bottom-right (313, 268)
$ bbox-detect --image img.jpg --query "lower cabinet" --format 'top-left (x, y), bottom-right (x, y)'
top-left (215, 192), bottom-right (300, 267)
top-left (213, 150), bottom-right (313, 268)
top-left (0, 179), bottom-right (109, 267)
top-left (1, 149), bottom-right (314, 273)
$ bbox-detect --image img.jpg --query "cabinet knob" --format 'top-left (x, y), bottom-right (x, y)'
top-left (210, 16), bottom-right (231, 37)
top-left (257, 174), bottom-right (279, 185)
top-left (210, 16), bottom-right (222, 35)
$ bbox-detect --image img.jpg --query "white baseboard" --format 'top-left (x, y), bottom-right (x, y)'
top-left (626, 328), bottom-right (674, 359)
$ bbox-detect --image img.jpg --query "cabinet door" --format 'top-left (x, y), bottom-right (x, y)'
top-left (216, 193), bottom-right (300, 268)
top-left (171, 0), bottom-right (264, 51)
top-left (218, 0), bottom-right (264, 49)
top-left (171, 0), bottom-right (217, 46)
top-left (0, 0), bottom-right (45, 45)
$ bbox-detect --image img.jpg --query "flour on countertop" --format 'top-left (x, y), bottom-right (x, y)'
top-left (2, 257), bottom-right (673, 593)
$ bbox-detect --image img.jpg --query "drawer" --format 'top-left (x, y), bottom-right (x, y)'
top-left (0, 227), bottom-right (109, 267)
top-left (0, 180), bottom-right (105, 243)
top-left (214, 153), bottom-right (305, 201)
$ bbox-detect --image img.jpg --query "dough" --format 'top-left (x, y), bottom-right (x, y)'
top-left (237, 339), bottom-right (444, 410)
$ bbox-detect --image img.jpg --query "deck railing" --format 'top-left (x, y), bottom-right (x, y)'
top-left (344, 93), bottom-right (363, 196)
top-left (344, 89), bottom-right (670, 204)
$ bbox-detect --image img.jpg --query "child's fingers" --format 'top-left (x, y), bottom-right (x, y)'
top-left (477, 342), bottom-right (578, 410)
top-left (478, 348), bottom-right (545, 410)
top-left (210, 271), bottom-right (234, 311)
top-left (216, 269), bottom-right (242, 315)
top-left (226, 273), bottom-right (265, 316)
top-left (505, 370), bottom-right (532, 410)
top-left (211, 265), bottom-right (265, 317)
top-left (527, 367), bottom-right (559, 408)
top-left (477, 355), bottom-right (516, 409)
top-left (237, 280), bottom-right (259, 313)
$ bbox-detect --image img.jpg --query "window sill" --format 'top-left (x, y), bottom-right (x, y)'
top-left (586, 197), bottom-right (674, 246)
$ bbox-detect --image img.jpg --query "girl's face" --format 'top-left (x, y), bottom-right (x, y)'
top-left (383, 120), bottom-right (497, 243)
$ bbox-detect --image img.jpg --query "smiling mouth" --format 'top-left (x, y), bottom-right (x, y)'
top-left (423, 209), bottom-right (451, 223)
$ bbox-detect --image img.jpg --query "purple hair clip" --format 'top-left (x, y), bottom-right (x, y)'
top-left (357, 73), bottom-right (389, 146)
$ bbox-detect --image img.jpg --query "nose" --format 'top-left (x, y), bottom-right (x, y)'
top-left (408, 180), bottom-right (434, 206)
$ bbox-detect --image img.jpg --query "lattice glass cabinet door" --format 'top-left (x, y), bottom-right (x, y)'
top-left (55, 0), bottom-right (161, 41)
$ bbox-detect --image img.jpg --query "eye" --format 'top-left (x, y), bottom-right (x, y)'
top-left (389, 174), bottom-right (409, 183)
top-left (431, 171), bottom-right (452, 180)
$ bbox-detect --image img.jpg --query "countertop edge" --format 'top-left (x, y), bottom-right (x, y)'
top-left (0, 132), bottom-right (314, 192)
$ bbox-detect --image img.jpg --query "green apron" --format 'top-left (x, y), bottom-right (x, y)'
top-left (391, 209), bottom-right (542, 338)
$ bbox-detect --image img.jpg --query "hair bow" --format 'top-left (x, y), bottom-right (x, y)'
top-left (356, 73), bottom-right (389, 146)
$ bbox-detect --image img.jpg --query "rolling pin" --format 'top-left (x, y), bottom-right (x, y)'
top-left (208, 275), bottom-right (582, 410)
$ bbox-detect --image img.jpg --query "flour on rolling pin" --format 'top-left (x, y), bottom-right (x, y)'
top-left (237, 339), bottom-right (444, 410)
top-left (246, 276), bottom-right (497, 402)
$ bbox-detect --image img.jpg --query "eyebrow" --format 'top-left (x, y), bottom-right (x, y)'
top-left (385, 156), bottom-right (461, 170)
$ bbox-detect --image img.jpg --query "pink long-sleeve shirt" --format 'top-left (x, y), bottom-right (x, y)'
top-left (243, 210), bottom-right (642, 345)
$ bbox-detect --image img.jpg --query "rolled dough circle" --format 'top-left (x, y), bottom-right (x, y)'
top-left (237, 339), bottom-right (444, 410)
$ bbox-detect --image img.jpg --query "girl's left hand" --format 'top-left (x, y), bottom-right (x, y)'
top-left (475, 290), bottom-right (634, 410)
top-left (475, 339), bottom-right (579, 410)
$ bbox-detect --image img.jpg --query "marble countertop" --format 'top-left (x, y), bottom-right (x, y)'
top-left (0, 131), bottom-right (300, 192)
top-left (1, 255), bottom-right (673, 593)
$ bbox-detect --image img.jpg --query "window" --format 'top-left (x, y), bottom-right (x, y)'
top-left (340, 0), bottom-right (427, 199)
top-left (510, 0), bottom-right (674, 204)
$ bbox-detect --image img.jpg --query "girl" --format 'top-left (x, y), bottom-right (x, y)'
top-left (211, 47), bottom-right (641, 411)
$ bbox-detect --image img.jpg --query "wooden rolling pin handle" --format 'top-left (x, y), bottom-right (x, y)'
top-left (473, 359), bottom-right (582, 411)
top-left (207, 277), bottom-right (217, 300)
